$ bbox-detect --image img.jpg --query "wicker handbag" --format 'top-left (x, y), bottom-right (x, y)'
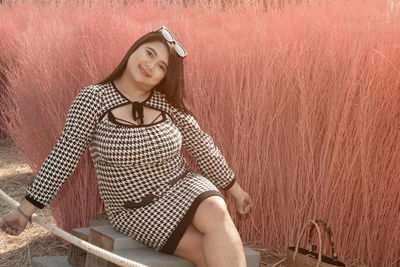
top-left (287, 219), bottom-right (346, 267)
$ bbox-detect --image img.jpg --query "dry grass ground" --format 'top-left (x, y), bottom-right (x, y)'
top-left (0, 137), bottom-right (286, 267)
top-left (0, 138), bottom-right (69, 267)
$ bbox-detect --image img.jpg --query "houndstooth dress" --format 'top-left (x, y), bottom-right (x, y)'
top-left (25, 81), bottom-right (236, 253)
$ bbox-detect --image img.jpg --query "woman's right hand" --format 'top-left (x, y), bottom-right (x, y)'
top-left (0, 209), bottom-right (30, 236)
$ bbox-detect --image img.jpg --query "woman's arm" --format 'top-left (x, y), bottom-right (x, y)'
top-left (1, 86), bottom-right (102, 236)
top-left (25, 85), bottom-right (102, 209)
top-left (0, 87), bottom-right (101, 235)
top-left (169, 106), bottom-right (236, 190)
top-left (167, 105), bottom-right (253, 214)
top-left (227, 181), bottom-right (242, 197)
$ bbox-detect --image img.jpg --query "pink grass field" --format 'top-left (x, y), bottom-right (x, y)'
top-left (1, 0), bottom-right (400, 265)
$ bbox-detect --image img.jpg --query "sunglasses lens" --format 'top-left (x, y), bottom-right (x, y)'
top-left (175, 43), bottom-right (187, 57)
top-left (157, 27), bottom-right (187, 58)
top-left (161, 28), bottom-right (174, 42)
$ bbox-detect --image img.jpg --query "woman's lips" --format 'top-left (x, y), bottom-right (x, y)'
top-left (139, 65), bottom-right (150, 77)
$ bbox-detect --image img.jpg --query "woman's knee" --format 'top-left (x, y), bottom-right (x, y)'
top-left (192, 196), bottom-right (230, 233)
top-left (173, 224), bottom-right (206, 266)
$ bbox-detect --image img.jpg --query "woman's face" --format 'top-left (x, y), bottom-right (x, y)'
top-left (126, 41), bottom-right (169, 90)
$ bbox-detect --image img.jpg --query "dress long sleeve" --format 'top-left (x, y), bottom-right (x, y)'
top-left (25, 86), bottom-right (102, 209)
top-left (169, 106), bottom-right (236, 190)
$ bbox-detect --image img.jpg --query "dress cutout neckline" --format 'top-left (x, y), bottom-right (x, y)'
top-left (111, 81), bottom-right (155, 125)
top-left (107, 110), bottom-right (167, 128)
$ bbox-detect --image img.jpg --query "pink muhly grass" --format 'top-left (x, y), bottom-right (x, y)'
top-left (1, 0), bottom-right (400, 265)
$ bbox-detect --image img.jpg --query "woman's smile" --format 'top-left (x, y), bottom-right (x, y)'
top-left (139, 65), bottom-right (151, 77)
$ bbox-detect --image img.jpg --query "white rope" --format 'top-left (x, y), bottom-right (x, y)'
top-left (0, 188), bottom-right (148, 267)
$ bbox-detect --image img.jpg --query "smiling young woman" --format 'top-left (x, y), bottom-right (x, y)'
top-left (0, 26), bottom-right (252, 267)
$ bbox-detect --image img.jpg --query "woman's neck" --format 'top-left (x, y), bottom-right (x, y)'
top-left (113, 74), bottom-right (151, 102)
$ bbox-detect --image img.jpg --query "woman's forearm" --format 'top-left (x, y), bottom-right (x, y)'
top-left (227, 181), bottom-right (244, 198)
top-left (18, 199), bottom-right (39, 216)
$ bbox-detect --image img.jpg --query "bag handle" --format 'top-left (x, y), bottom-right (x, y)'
top-left (308, 219), bottom-right (339, 261)
top-left (293, 219), bottom-right (323, 266)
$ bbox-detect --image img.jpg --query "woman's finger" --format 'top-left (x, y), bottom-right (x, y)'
top-left (245, 196), bottom-right (252, 209)
top-left (238, 202), bottom-right (245, 214)
top-left (239, 201), bottom-right (249, 214)
top-left (5, 225), bottom-right (15, 235)
top-left (1, 223), bottom-right (20, 236)
top-left (244, 205), bottom-right (250, 213)
top-left (2, 225), bottom-right (10, 235)
top-left (0, 223), bottom-right (10, 232)
top-left (244, 200), bottom-right (252, 213)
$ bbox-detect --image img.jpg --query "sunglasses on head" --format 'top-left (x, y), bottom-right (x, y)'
top-left (155, 26), bottom-right (188, 58)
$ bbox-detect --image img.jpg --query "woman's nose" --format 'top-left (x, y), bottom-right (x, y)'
top-left (146, 62), bottom-right (155, 72)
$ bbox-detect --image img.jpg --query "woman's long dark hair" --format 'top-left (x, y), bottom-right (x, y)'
top-left (97, 31), bottom-right (194, 116)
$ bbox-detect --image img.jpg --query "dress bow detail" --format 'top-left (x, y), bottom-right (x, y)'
top-left (132, 101), bottom-right (144, 125)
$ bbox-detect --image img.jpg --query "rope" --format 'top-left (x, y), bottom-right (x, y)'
top-left (0, 188), bottom-right (148, 267)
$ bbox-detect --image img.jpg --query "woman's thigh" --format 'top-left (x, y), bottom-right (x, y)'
top-left (173, 224), bottom-right (205, 265)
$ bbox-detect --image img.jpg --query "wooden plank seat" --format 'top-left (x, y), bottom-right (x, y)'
top-left (33, 213), bottom-right (261, 267)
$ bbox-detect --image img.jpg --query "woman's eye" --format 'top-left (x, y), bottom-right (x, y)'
top-left (146, 50), bottom-right (152, 57)
top-left (159, 65), bottom-right (166, 71)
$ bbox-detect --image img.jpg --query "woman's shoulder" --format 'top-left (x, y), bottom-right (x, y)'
top-left (78, 82), bottom-right (116, 103)
top-left (69, 83), bottom-right (107, 110)
top-left (85, 82), bottom-right (109, 96)
top-left (149, 89), bottom-right (175, 111)
top-left (152, 89), bottom-right (168, 102)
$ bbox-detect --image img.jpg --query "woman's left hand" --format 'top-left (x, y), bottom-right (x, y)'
top-left (233, 190), bottom-right (253, 215)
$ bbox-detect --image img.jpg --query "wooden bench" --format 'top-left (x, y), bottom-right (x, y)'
top-left (32, 213), bottom-right (261, 267)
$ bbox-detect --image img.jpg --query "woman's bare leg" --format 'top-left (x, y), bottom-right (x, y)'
top-left (173, 224), bottom-right (207, 267)
top-left (192, 196), bottom-right (247, 267)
